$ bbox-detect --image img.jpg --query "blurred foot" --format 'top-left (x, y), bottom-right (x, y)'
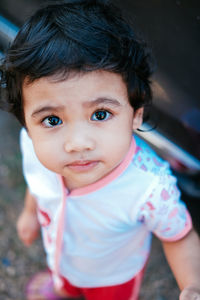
top-left (25, 270), bottom-right (75, 300)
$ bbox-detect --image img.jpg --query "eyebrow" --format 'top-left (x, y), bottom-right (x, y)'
top-left (31, 97), bottom-right (121, 118)
top-left (83, 97), bottom-right (122, 108)
top-left (31, 106), bottom-right (65, 118)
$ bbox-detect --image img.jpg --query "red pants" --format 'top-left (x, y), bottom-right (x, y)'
top-left (60, 267), bottom-right (145, 300)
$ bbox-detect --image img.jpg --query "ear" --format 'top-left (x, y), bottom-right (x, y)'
top-left (132, 107), bottom-right (144, 130)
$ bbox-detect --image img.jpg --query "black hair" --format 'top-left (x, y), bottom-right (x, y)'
top-left (0, 0), bottom-right (153, 126)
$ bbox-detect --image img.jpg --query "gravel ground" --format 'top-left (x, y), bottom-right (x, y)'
top-left (0, 110), bottom-right (180, 300)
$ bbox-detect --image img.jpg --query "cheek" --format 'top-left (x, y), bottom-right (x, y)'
top-left (32, 139), bottom-right (59, 171)
top-left (101, 130), bottom-right (132, 165)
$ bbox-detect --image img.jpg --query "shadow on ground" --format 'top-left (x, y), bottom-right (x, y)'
top-left (0, 110), bottom-right (180, 300)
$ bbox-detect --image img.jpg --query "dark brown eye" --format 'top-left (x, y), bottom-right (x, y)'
top-left (43, 116), bottom-right (62, 127)
top-left (91, 110), bottom-right (111, 121)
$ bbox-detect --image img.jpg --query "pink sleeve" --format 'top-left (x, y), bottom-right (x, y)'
top-left (138, 174), bottom-right (192, 241)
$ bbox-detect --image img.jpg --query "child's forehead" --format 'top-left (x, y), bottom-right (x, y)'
top-left (23, 70), bottom-right (128, 95)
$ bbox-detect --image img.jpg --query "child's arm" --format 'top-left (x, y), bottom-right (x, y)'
top-left (17, 188), bottom-right (40, 247)
top-left (162, 228), bottom-right (200, 299)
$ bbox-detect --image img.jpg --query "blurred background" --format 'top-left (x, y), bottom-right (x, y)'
top-left (0, 0), bottom-right (199, 299)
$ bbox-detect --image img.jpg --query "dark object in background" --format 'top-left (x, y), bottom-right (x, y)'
top-left (0, 0), bottom-right (199, 233)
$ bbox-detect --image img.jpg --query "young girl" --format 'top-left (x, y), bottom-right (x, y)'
top-left (1, 1), bottom-right (200, 299)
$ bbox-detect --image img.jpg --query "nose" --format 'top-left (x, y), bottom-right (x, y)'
top-left (63, 124), bottom-right (95, 153)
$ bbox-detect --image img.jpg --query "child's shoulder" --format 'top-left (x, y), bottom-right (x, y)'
top-left (133, 135), bottom-right (171, 176)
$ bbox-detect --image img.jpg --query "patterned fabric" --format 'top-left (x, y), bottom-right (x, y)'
top-left (132, 140), bottom-right (191, 241)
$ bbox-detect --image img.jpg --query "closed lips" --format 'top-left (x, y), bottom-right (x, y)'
top-left (66, 160), bottom-right (99, 171)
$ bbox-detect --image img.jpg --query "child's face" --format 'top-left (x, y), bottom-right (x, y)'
top-left (23, 70), bottom-right (143, 190)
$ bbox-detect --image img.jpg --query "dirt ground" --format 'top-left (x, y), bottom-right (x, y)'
top-left (0, 110), bottom-right (180, 300)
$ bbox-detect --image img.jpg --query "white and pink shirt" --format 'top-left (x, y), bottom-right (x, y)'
top-left (20, 128), bottom-right (192, 288)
